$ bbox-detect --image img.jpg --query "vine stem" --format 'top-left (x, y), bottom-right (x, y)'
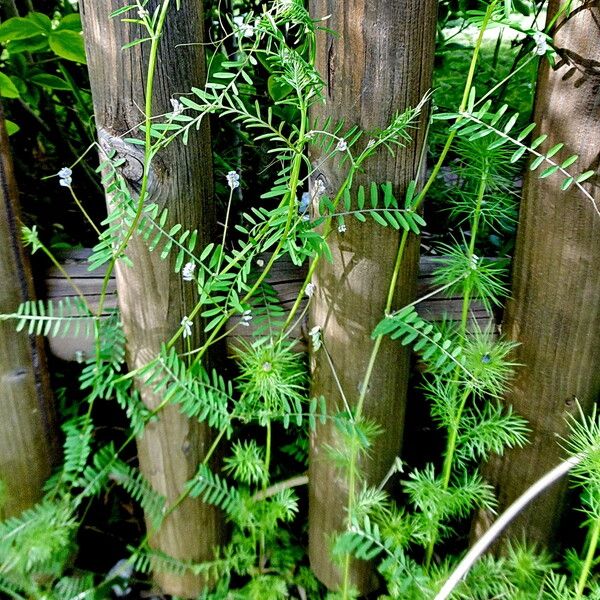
top-left (576, 517), bottom-right (600, 598)
top-left (95, 0), bottom-right (171, 321)
top-left (424, 137), bottom-right (488, 571)
top-left (67, 184), bottom-right (101, 237)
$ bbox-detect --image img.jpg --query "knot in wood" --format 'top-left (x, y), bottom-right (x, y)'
top-left (98, 128), bottom-right (160, 193)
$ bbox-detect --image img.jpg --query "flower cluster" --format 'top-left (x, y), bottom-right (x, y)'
top-left (182, 262), bottom-right (196, 281)
top-left (170, 98), bottom-right (184, 117)
top-left (181, 316), bottom-right (193, 338)
top-left (58, 167), bottom-right (72, 187)
top-left (532, 31), bottom-right (548, 56)
top-left (226, 171), bottom-right (240, 190)
top-left (305, 282), bottom-right (316, 298)
top-left (240, 310), bottom-right (253, 327)
top-left (309, 325), bottom-right (322, 351)
top-left (336, 138), bottom-right (348, 152)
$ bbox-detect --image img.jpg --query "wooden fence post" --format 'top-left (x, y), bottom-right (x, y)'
top-left (307, 0), bottom-right (437, 592)
top-left (475, 0), bottom-right (600, 546)
top-left (80, 2), bottom-right (223, 596)
top-left (0, 105), bottom-right (57, 518)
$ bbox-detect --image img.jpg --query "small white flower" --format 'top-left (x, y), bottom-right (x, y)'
top-left (58, 167), bottom-right (72, 187)
top-left (470, 254), bottom-right (479, 270)
top-left (181, 316), bottom-right (193, 338)
top-left (226, 171), bottom-right (240, 190)
top-left (336, 138), bottom-right (348, 152)
top-left (182, 262), bottom-right (195, 281)
top-left (366, 139), bottom-right (376, 149)
top-left (532, 31), bottom-right (548, 56)
top-left (338, 222), bottom-right (346, 234)
top-left (262, 361), bottom-right (272, 372)
top-left (137, 7), bottom-right (149, 19)
top-left (107, 559), bottom-right (133, 598)
top-left (256, 258), bottom-right (265, 268)
top-left (305, 282), bottom-right (316, 298)
top-left (240, 309), bottom-right (252, 327)
top-left (233, 15), bottom-right (255, 38)
top-left (313, 179), bottom-right (326, 198)
top-left (309, 325), bottom-right (322, 351)
top-left (170, 98), bottom-right (184, 116)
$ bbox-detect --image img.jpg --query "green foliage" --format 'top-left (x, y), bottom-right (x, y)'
top-left (235, 339), bottom-right (308, 426)
top-left (0, 296), bottom-right (95, 337)
top-left (2, 1), bottom-right (599, 599)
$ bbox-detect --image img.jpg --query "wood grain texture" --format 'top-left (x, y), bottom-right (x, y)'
top-left (79, 2), bottom-right (222, 596)
top-left (0, 105), bottom-right (57, 519)
top-left (306, 0), bottom-right (437, 591)
top-left (474, 0), bottom-right (600, 547)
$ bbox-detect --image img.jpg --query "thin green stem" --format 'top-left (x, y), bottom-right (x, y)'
top-left (96, 0), bottom-right (170, 321)
top-left (264, 420), bottom-right (272, 489)
top-left (67, 185), bottom-right (101, 237)
top-left (425, 135), bottom-right (489, 571)
top-left (576, 518), bottom-right (600, 598)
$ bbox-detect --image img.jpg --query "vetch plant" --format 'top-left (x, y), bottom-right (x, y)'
top-left (0, 0), bottom-right (598, 598)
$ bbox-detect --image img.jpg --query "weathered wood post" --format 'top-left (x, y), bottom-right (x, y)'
top-left (307, 0), bottom-right (437, 592)
top-left (475, 0), bottom-right (600, 546)
top-left (0, 105), bottom-right (57, 518)
top-left (80, 2), bottom-right (222, 596)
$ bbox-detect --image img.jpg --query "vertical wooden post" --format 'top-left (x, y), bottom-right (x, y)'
top-left (475, 0), bottom-right (600, 546)
top-left (80, 2), bottom-right (222, 596)
top-left (0, 104), bottom-right (57, 518)
top-left (307, 1), bottom-right (437, 592)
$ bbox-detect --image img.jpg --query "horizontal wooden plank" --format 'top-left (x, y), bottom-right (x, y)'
top-left (44, 250), bottom-right (495, 361)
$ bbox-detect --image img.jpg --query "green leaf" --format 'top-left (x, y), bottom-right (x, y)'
top-left (27, 12), bottom-right (52, 34)
top-left (31, 73), bottom-right (71, 91)
top-left (267, 75), bottom-right (293, 101)
top-left (56, 14), bottom-right (82, 32)
top-left (7, 35), bottom-right (49, 54)
top-left (530, 134), bottom-right (547, 150)
top-left (516, 122), bottom-right (536, 141)
top-left (357, 185), bottom-right (365, 210)
top-left (5, 120), bottom-right (19, 136)
top-left (490, 104), bottom-right (508, 126)
top-left (467, 87), bottom-right (476, 113)
top-left (510, 146), bottom-right (527, 163)
top-left (503, 113), bottom-right (519, 134)
top-left (530, 155), bottom-right (546, 171)
top-left (370, 182), bottom-right (378, 208)
top-left (371, 212), bottom-right (387, 227)
top-left (560, 155), bottom-right (578, 169)
top-left (405, 180), bottom-right (417, 208)
top-left (0, 17), bottom-right (45, 42)
top-left (545, 143), bottom-right (564, 158)
top-left (539, 165), bottom-right (559, 179)
top-left (49, 30), bottom-right (87, 64)
top-left (561, 176), bottom-right (574, 191)
top-left (0, 72), bottom-right (20, 98)
top-left (576, 170), bottom-right (595, 184)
